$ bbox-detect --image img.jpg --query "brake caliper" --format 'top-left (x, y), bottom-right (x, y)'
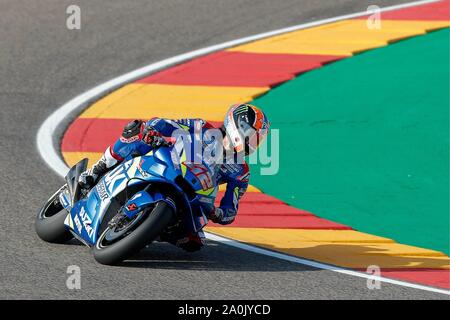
top-left (108, 213), bottom-right (128, 230)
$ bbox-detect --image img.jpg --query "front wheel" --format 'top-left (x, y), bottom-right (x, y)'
top-left (93, 201), bottom-right (176, 265)
top-left (35, 186), bottom-right (73, 243)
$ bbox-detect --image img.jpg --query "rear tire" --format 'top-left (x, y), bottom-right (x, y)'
top-left (93, 201), bottom-right (175, 265)
top-left (35, 187), bottom-right (73, 243)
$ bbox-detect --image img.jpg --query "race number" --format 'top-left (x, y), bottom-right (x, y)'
top-left (183, 163), bottom-right (213, 191)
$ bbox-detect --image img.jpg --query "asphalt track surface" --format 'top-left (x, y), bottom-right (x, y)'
top-left (0, 0), bottom-right (447, 299)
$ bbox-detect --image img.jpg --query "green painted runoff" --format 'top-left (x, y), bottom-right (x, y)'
top-left (250, 28), bottom-right (450, 254)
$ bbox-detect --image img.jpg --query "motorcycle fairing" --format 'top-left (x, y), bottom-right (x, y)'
top-left (64, 144), bottom-right (217, 246)
top-left (64, 158), bottom-right (88, 207)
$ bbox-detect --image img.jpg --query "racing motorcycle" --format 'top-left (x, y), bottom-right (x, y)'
top-left (35, 139), bottom-right (216, 265)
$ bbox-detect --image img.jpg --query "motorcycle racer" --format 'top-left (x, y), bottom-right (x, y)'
top-left (78, 103), bottom-right (270, 251)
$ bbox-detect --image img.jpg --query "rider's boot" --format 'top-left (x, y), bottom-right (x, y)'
top-left (78, 146), bottom-right (122, 190)
top-left (78, 157), bottom-right (109, 190)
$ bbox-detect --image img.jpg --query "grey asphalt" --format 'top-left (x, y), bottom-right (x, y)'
top-left (0, 0), bottom-right (447, 300)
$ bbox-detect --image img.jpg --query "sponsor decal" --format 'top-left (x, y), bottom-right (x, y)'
top-left (127, 203), bottom-right (137, 211)
top-left (120, 135), bottom-right (140, 143)
top-left (183, 162), bottom-right (214, 191)
top-left (59, 192), bottom-right (70, 208)
top-left (74, 215), bottom-right (82, 234)
top-left (235, 104), bottom-right (249, 115)
top-left (79, 207), bottom-right (94, 238)
top-left (96, 181), bottom-right (109, 201)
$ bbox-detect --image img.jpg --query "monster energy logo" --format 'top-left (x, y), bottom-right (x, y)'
top-left (234, 104), bottom-right (249, 115)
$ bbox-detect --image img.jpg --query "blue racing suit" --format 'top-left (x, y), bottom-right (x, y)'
top-left (94, 118), bottom-right (250, 251)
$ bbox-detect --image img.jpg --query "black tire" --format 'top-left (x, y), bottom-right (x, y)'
top-left (35, 187), bottom-right (73, 243)
top-left (93, 201), bottom-right (175, 265)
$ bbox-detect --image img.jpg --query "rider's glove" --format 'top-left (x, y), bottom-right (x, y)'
top-left (208, 207), bottom-right (223, 223)
top-left (142, 126), bottom-right (164, 147)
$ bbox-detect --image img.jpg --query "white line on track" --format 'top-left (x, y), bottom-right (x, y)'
top-left (36, 0), bottom-right (449, 296)
top-left (206, 233), bottom-right (450, 295)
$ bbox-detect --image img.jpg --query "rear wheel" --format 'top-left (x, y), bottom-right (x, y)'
top-left (93, 201), bottom-right (176, 265)
top-left (35, 186), bottom-right (73, 243)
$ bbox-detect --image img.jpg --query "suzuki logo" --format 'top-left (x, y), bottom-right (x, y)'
top-left (127, 203), bottom-right (137, 211)
top-left (79, 207), bottom-right (94, 238)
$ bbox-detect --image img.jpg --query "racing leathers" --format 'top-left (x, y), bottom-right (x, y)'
top-left (79, 118), bottom-right (250, 252)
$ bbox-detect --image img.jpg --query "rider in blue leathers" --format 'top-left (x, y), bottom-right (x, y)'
top-left (79, 104), bottom-right (270, 252)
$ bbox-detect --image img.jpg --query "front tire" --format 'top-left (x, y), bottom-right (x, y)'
top-left (93, 201), bottom-right (175, 265)
top-left (35, 186), bottom-right (73, 243)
